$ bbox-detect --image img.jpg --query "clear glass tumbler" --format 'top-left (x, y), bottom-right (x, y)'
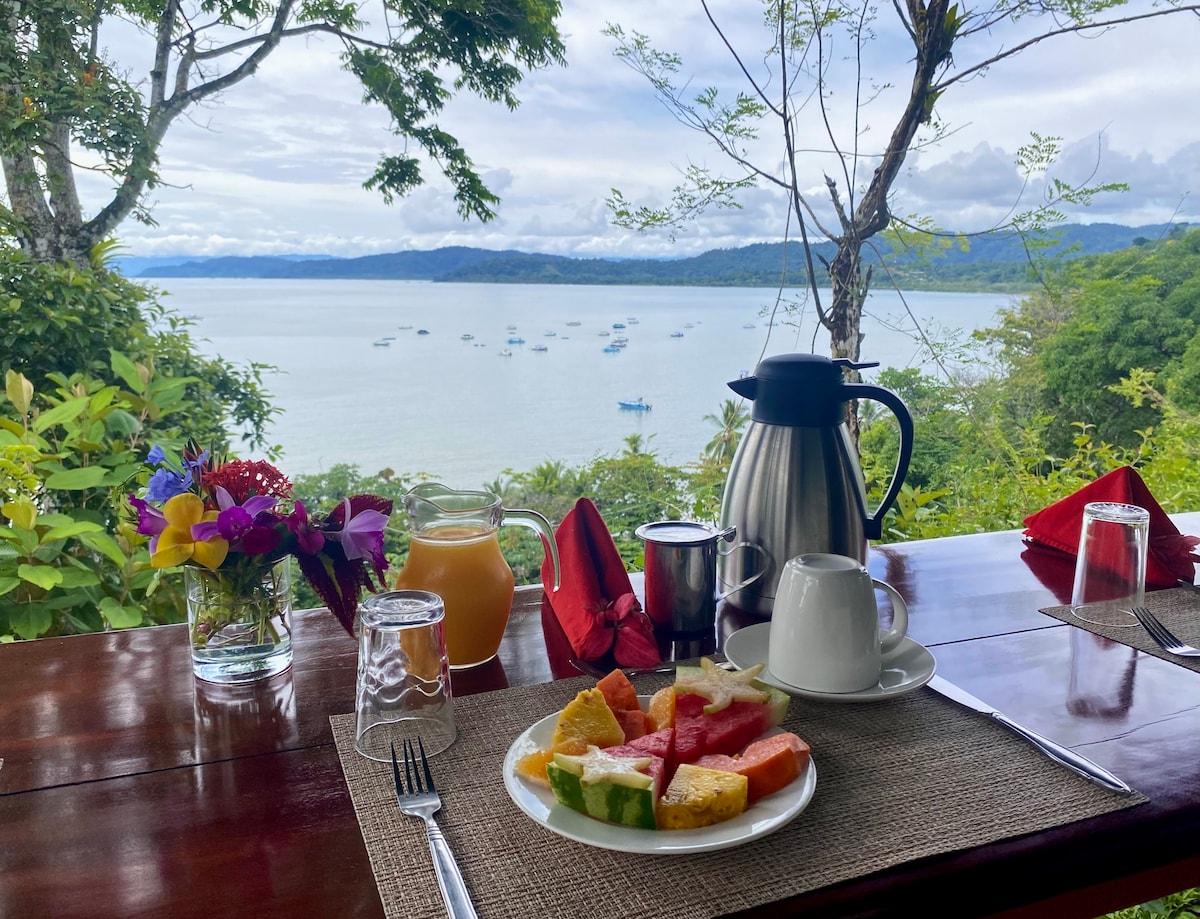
top-left (354, 590), bottom-right (456, 761)
top-left (1070, 501), bottom-right (1149, 628)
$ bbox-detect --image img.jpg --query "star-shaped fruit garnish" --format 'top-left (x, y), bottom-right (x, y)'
top-left (556, 746), bottom-right (653, 788)
top-left (675, 657), bottom-right (769, 714)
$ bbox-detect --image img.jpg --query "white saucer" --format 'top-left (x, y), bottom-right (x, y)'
top-left (724, 622), bottom-right (937, 702)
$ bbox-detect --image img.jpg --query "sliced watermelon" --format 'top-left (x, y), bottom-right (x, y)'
top-left (605, 728), bottom-right (676, 783)
top-left (674, 693), bottom-right (768, 762)
top-left (613, 706), bottom-right (653, 742)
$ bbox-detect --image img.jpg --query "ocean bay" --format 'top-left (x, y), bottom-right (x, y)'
top-left (154, 279), bottom-right (1016, 485)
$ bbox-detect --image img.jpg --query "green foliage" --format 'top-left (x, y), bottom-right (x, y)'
top-left (1, 248), bottom-right (279, 453)
top-left (1100, 888), bottom-right (1200, 919)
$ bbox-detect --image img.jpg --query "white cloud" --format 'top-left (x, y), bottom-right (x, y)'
top-left (85, 1), bottom-right (1199, 260)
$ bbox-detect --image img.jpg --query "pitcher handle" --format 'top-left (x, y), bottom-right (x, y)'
top-left (502, 508), bottom-right (560, 592)
top-left (715, 539), bottom-right (767, 600)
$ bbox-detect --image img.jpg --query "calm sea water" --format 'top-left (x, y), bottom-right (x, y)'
top-left (152, 279), bottom-right (1015, 485)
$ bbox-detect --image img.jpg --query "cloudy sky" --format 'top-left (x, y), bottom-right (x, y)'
top-left (92, 1), bottom-right (1200, 260)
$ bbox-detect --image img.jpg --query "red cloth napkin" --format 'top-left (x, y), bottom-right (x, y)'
top-left (1022, 466), bottom-right (1198, 589)
top-left (539, 498), bottom-right (660, 667)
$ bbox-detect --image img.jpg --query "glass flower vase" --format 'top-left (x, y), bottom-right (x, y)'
top-left (185, 560), bottom-right (294, 683)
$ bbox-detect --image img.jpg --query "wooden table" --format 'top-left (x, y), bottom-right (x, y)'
top-left (2, 516), bottom-right (1198, 919)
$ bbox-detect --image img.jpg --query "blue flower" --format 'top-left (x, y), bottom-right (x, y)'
top-left (147, 444), bottom-right (168, 465)
top-left (145, 467), bottom-right (190, 503)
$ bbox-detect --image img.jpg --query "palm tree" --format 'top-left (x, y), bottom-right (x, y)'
top-left (703, 400), bottom-right (748, 464)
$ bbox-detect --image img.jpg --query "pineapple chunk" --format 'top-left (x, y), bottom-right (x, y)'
top-left (550, 688), bottom-right (625, 754)
top-left (657, 763), bottom-right (749, 830)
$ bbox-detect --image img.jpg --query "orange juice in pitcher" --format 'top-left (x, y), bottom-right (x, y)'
top-left (394, 485), bottom-right (559, 668)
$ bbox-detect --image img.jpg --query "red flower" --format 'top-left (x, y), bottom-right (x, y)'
top-left (202, 459), bottom-right (292, 505)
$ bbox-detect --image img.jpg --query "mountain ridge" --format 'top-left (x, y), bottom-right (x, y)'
top-left (127, 223), bottom-right (1189, 289)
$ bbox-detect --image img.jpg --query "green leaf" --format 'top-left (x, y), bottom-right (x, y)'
top-left (17, 563), bottom-right (62, 590)
top-left (32, 396), bottom-right (89, 433)
top-left (9, 603), bottom-right (53, 639)
top-left (79, 532), bottom-right (129, 567)
top-left (0, 576), bottom-right (21, 596)
top-left (5, 370), bottom-right (33, 414)
top-left (42, 520), bottom-right (105, 541)
top-left (43, 466), bottom-right (109, 490)
top-left (100, 596), bottom-right (144, 629)
top-left (56, 568), bottom-right (101, 589)
top-left (110, 350), bottom-right (145, 392)
top-left (104, 409), bottom-right (142, 436)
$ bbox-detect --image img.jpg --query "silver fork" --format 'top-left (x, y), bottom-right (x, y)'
top-left (1130, 606), bottom-right (1200, 658)
top-left (391, 739), bottom-right (479, 919)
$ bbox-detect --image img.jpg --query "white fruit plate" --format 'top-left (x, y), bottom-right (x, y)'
top-left (501, 696), bottom-right (817, 854)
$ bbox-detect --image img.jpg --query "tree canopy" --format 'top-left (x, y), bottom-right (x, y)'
top-left (1, 0), bottom-right (566, 265)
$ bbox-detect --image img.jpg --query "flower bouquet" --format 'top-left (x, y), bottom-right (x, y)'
top-left (129, 445), bottom-right (393, 682)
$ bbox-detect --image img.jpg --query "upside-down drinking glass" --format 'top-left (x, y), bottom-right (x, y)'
top-left (1070, 502), bottom-right (1149, 629)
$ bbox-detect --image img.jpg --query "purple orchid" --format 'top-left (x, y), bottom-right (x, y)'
top-left (334, 498), bottom-right (389, 568)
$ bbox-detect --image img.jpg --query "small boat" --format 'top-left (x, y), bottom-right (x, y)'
top-left (566, 321), bottom-right (582, 327)
top-left (380, 335), bottom-right (396, 341)
top-left (618, 398), bottom-right (651, 410)
top-left (506, 337), bottom-right (525, 345)
top-left (531, 344), bottom-right (549, 352)
top-left (627, 317), bottom-right (639, 324)
top-left (670, 332), bottom-right (685, 338)
top-left (399, 324), bottom-right (413, 330)
top-left (417, 329), bottom-right (430, 335)
top-left (742, 323), bottom-right (755, 329)
top-left (372, 339), bottom-right (391, 347)
top-left (684, 323), bottom-right (694, 329)
top-left (461, 333), bottom-right (474, 341)
top-left (498, 349), bottom-right (513, 357)
top-left (612, 322), bottom-right (626, 329)
top-left (603, 345), bottom-right (622, 353)
top-left (506, 324), bottom-right (518, 331)
top-left (544, 331), bottom-right (556, 337)
top-left (597, 330), bottom-right (610, 337)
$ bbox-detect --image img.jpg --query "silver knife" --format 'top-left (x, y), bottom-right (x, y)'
top-left (928, 675), bottom-right (1133, 796)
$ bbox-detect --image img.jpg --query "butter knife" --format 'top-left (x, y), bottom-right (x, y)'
top-left (928, 676), bottom-right (1133, 796)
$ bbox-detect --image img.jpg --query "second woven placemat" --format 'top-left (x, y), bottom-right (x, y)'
top-left (1040, 587), bottom-right (1200, 674)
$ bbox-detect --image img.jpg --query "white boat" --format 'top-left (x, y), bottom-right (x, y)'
top-left (372, 339), bottom-right (391, 347)
top-left (670, 332), bottom-right (685, 338)
top-left (531, 344), bottom-right (549, 352)
top-left (498, 349), bottom-right (513, 357)
top-left (461, 333), bottom-right (474, 341)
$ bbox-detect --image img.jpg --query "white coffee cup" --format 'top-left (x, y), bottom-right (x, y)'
top-left (768, 553), bottom-right (909, 693)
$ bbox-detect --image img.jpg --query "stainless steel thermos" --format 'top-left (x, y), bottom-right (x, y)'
top-left (717, 354), bottom-right (914, 617)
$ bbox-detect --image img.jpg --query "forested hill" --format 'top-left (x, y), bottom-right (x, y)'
top-left (131, 223), bottom-right (1190, 290)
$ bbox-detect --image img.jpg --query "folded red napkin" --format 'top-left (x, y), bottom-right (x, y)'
top-left (1022, 466), bottom-right (1198, 589)
top-left (539, 498), bottom-right (661, 667)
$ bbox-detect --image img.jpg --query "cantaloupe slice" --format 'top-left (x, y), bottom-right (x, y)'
top-left (596, 668), bottom-right (640, 712)
top-left (646, 684), bottom-right (676, 731)
top-left (696, 732), bottom-right (810, 803)
top-left (550, 688), bottom-right (625, 755)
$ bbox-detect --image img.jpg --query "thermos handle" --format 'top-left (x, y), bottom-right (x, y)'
top-left (843, 382), bottom-right (914, 541)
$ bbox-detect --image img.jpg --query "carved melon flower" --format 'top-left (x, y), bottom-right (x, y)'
top-left (675, 657), bottom-right (769, 714)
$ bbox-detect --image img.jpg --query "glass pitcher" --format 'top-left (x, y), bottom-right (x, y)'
top-left (393, 483), bottom-right (560, 668)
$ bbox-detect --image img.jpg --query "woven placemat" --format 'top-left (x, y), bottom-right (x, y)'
top-left (332, 674), bottom-right (1145, 919)
top-left (1040, 587), bottom-right (1200, 674)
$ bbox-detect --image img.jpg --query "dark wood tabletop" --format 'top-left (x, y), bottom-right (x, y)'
top-left (2, 515), bottom-right (1198, 919)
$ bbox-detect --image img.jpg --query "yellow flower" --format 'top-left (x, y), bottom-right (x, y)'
top-left (151, 493), bottom-right (228, 570)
